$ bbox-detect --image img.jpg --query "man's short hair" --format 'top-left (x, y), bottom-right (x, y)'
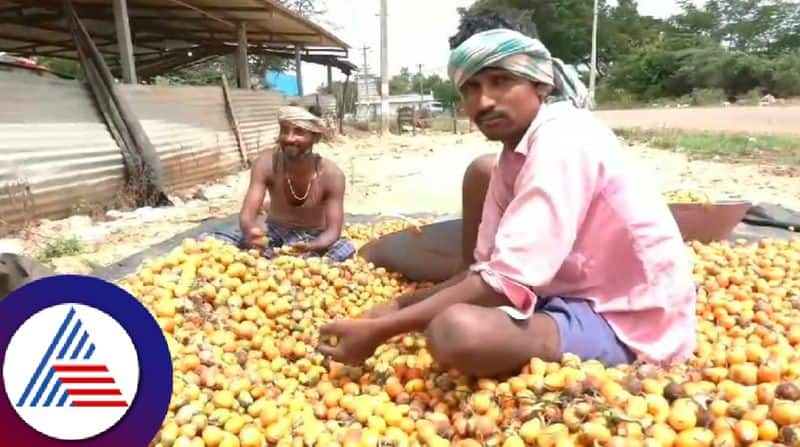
top-left (449, 8), bottom-right (539, 49)
top-left (306, 105), bottom-right (323, 118)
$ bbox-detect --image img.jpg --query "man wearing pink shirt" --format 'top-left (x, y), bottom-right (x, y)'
top-left (319, 29), bottom-right (697, 376)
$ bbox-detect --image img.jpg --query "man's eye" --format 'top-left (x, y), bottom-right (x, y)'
top-left (491, 75), bottom-right (511, 86)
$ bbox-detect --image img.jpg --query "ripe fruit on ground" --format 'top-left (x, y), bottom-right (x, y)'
top-left (123, 226), bottom-right (800, 446)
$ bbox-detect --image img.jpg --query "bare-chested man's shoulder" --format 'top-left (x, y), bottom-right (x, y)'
top-left (250, 149), bottom-right (344, 192)
top-left (317, 157), bottom-right (345, 191)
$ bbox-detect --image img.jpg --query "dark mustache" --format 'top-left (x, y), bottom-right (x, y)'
top-left (475, 110), bottom-right (508, 124)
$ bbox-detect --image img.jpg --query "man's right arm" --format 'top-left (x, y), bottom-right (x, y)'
top-left (239, 155), bottom-right (271, 241)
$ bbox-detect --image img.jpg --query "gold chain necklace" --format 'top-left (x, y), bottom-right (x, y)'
top-left (286, 172), bottom-right (317, 202)
top-left (281, 149), bottom-right (318, 203)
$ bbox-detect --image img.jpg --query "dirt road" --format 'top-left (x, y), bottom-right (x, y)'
top-left (595, 105), bottom-right (800, 135)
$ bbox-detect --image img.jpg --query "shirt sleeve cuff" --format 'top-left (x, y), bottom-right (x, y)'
top-left (470, 262), bottom-right (537, 315)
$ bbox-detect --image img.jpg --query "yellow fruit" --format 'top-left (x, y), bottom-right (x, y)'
top-left (202, 426), bottom-right (225, 447)
top-left (132, 228), bottom-right (800, 447)
top-left (239, 425), bottom-right (265, 447)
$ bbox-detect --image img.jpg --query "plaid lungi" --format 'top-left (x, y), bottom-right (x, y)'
top-left (200, 218), bottom-right (356, 262)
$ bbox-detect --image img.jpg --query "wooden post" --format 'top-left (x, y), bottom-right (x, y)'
top-left (295, 45), bottom-right (304, 96)
top-left (236, 23), bottom-right (249, 89)
top-left (112, 0), bottom-right (137, 83)
top-left (339, 73), bottom-right (350, 134)
top-left (327, 65), bottom-right (333, 93)
top-left (221, 74), bottom-right (249, 167)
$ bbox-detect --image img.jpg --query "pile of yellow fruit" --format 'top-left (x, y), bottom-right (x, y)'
top-left (344, 219), bottom-right (432, 250)
top-left (664, 190), bottom-right (712, 205)
top-left (118, 221), bottom-right (800, 447)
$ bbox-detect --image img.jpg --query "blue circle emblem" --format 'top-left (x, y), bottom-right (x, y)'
top-left (0, 274), bottom-right (173, 446)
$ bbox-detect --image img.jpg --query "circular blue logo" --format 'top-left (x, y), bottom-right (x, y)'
top-left (0, 275), bottom-right (173, 445)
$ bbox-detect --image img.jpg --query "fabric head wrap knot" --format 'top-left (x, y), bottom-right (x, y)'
top-left (447, 28), bottom-right (589, 109)
top-left (278, 105), bottom-right (327, 134)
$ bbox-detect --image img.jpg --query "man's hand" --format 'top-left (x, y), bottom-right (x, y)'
top-left (361, 301), bottom-right (399, 319)
top-left (243, 225), bottom-right (267, 249)
top-left (289, 240), bottom-right (313, 252)
top-left (317, 319), bottom-right (384, 365)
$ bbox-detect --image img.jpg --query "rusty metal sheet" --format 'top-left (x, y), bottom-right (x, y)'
top-left (0, 72), bottom-right (295, 233)
top-left (0, 69), bottom-right (125, 232)
top-left (229, 89), bottom-right (287, 161)
top-left (120, 84), bottom-right (244, 191)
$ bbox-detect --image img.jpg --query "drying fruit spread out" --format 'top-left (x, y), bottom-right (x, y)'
top-left (121, 220), bottom-right (800, 447)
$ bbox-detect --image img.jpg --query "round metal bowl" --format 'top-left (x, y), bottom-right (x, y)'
top-left (668, 200), bottom-right (752, 243)
top-left (358, 219), bottom-right (464, 283)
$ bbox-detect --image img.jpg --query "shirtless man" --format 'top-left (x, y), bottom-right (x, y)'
top-left (207, 106), bottom-right (355, 262)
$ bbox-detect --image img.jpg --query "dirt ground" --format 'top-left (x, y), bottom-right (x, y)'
top-left (3, 129), bottom-right (799, 275)
top-left (596, 105), bottom-right (800, 136)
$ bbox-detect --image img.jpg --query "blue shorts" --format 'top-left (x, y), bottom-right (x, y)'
top-left (502, 297), bottom-right (636, 367)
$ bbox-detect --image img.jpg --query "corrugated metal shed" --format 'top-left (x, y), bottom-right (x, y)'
top-left (0, 71), bottom-right (302, 232)
top-left (0, 69), bottom-right (124, 231)
top-left (229, 89), bottom-right (286, 161)
top-left (120, 84), bottom-right (245, 191)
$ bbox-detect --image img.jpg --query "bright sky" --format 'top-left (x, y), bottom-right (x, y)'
top-left (300, 0), bottom-right (697, 93)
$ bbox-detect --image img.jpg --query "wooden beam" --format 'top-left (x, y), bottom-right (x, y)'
top-left (327, 64), bottom-right (332, 90)
top-left (161, 0), bottom-right (236, 29)
top-left (0, 13), bottom-right (63, 24)
top-left (221, 73), bottom-right (249, 167)
top-left (112, 0), bottom-right (136, 83)
top-left (295, 44), bottom-right (303, 96)
top-left (236, 22), bottom-right (249, 89)
top-left (6, 37), bottom-right (75, 51)
top-left (68, 4), bottom-right (272, 14)
top-left (135, 51), bottom-right (211, 77)
top-left (4, 21), bottom-right (164, 52)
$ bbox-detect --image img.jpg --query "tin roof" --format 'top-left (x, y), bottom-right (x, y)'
top-left (0, 0), bottom-right (355, 77)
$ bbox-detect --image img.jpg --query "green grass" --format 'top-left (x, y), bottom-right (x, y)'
top-left (38, 236), bottom-right (83, 263)
top-left (616, 128), bottom-right (800, 165)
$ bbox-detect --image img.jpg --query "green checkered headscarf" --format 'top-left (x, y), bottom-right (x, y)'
top-left (448, 28), bottom-right (589, 108)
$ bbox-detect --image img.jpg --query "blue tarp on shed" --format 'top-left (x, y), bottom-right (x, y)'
top-left (265, 71), bottom-right (298, 96)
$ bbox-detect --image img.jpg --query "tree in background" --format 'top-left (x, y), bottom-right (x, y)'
top-left (278, 0), bottom-right (326, 17)
top-left (454, 0), bottom-right (666, 75)
top-left (602, 0), bottom-right (800, 103)
top-left (463, 0), bottom-right (608, 66)
top-left (466, 0), bottom-right (800, 105)
top-left (449, 6), bottom-right (539, 49)
top-left (389, 67), bottom-right (414, 95)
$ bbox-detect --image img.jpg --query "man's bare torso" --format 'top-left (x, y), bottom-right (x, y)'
top-left (257, 150), bottom-right (342, 230)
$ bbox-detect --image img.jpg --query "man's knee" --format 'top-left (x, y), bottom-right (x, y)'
top-left (426, 303), bottom-right (486, 365)
top-left (462, 154), bottom-right (495, 189)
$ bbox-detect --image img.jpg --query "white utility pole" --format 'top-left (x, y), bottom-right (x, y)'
top-left (380, 0), bottom-right (389, 135)
top-left (589, 0), bottom-right (599, 108)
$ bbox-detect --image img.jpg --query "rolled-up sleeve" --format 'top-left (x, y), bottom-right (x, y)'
top-left (471, 127), bottom-right (602, 314)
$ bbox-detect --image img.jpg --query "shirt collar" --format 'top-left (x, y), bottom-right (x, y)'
top-left (511, 102), bottom-right (567, 155)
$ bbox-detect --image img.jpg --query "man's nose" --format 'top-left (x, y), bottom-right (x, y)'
top-left (476, 89), bottom-right (496, 113)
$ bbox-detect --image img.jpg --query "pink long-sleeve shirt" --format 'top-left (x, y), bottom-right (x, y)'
top-left (470, 102), bottom-right (697, 365)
